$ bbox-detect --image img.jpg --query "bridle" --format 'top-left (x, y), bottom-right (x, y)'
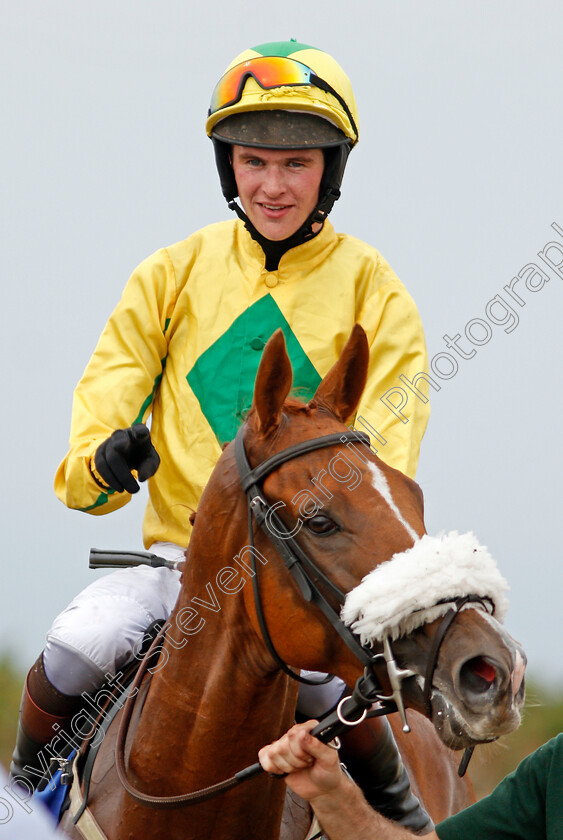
top-left (235, 424), bottom-right (488, 770)
top-left (235, 426), bottom-right (385, 684)
top-left (113, 425), bottom-right (476, 809)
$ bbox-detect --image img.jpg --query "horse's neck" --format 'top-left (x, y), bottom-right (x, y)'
top-left (127, 522), bottom-right (298, 792)
top-left (119, 468), bottom-right (302, 837)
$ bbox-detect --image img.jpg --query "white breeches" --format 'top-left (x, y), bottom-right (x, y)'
top-left (43, 542), bottom-right (345, 715)
top-left (44, 542), bottom-right (184, 694)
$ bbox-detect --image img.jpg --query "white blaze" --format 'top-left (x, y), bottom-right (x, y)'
top-left (368, 462), bottom-right (419, 542)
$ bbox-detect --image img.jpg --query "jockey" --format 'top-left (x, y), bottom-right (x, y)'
top-left (11, 41), bottom-right (431, 832)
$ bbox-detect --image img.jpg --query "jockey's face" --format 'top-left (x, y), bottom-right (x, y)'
top-left (231, 145), bottom-right (324, 241)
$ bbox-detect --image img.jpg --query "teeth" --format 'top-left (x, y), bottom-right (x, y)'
top-left (263, 204), bottom-right (286, 210)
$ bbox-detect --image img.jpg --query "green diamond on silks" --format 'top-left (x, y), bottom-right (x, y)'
top-left (187, 294), bottom-right (321, 445)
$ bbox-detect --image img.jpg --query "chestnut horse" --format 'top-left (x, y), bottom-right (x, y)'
top-left (59, 325), bottom-right (525, 840)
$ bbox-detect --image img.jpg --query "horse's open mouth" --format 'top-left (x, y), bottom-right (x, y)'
top-left (460, 656), bottom-right (498, 692)
top-left (427, 644), bottom-right (526, 750)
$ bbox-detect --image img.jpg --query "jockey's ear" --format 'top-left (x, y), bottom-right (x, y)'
top-left (253, 329), bottom-right (293, 435)
top-left (310, 324), bottom-right (369, 422)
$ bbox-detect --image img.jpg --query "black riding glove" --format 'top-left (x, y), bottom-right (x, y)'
top-left (93, 424), bottom-right (160, 494)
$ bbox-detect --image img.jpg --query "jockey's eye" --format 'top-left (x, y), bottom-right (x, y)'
top-left (304, 514), bottom-right (339, 535)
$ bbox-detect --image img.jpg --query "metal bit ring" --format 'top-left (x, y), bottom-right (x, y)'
top-left (336, 696), bottom-right (368, 727)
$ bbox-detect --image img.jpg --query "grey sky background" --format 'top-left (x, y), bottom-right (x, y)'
top-left (1, 2), bottom-right (562, 691)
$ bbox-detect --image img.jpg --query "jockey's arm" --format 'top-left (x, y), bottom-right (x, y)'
top-left (259, 721), bottom-right (439, 840)
top-left (53, 249), bottom-right (172, 515)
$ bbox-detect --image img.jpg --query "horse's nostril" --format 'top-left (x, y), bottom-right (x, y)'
top-left (460, 656), bottom-right (497, 694)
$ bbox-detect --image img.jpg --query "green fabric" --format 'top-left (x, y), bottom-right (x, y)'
top-left (252, 40), bottom-right (319, 57)
top-left (133, 360), bottom-right (167, 425)
top-left (80, 490), bottom-right (113, 512)
top-left (436, 735), bottom-right (563, 840)
top-left (187, 293), bottom-right (322, 445)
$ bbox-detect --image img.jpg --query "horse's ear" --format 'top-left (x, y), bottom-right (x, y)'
top-left (253, 329), bottom-right (293, 435)
top-left (310, 324), bottom-right (369, 422)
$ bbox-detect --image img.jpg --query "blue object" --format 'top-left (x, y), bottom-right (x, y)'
top-left (32, 751), bottom-right (75, 825)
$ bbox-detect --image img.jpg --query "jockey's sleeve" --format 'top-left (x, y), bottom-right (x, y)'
top-left (54, 247), bottom-right (176, 514)
top-left (354, 263), bottom-right (430, 480)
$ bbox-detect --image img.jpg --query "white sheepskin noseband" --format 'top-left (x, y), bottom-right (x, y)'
top-left (341, 531), bottom-right (509, 645)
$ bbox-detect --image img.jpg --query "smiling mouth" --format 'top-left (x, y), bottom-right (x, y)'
top-left (260, 203), bottom-right (292, 212)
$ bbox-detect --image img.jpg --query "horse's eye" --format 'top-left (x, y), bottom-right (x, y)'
top-left (304, 514), bottom-right (339, 535)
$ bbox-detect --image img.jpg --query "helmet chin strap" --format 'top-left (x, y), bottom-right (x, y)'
top-left (227, 198), bottom-right (324, 272)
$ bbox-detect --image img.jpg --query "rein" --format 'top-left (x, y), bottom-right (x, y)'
top-left (115, 623), bottom-right (265, 808)
top-left (114, 626), bottom-right (392, 809)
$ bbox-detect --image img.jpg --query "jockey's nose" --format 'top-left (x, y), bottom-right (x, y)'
top-left (262, 164), bottom-right (286, 197)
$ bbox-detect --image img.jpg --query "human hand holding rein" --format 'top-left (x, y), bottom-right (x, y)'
top-left (259, 721), bottom-right (438, 840)
top-left (259, 720), bottom-right (343, 801)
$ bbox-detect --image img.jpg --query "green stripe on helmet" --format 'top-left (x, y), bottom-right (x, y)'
top-left (251, 40), bottom-right (320, 57)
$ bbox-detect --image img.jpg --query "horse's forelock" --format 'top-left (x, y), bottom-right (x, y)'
top-left (245, 397), bottom-right (318, 434)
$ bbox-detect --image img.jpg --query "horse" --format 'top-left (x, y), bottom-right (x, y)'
top-left (58, 324), bottom-right (526, 840)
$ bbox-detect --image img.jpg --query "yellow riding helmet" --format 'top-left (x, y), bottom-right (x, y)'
top-left (206, 40), bottom-right (359, 147)
top-left (207, 41), bottom-right (359, 218)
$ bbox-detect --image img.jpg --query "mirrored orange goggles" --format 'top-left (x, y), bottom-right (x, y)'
top-left (209, 55), bottom-right (358, 140)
